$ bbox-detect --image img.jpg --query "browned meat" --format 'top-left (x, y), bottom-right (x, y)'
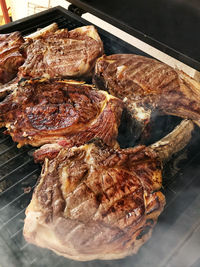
top-left (0, 78), bottom-right (123, 148)
top-left (93, 54), bottom-right (200, 128)
top-left (23, 120), bottom-right (194, 261)
top-left (0, 32), bottom-right (25, 84)
top-left (18, 25), bottom-right (103, 79)
top-left (0, 24), bottom-right (59, 100)
top-left (24, 141), bottom-right (165, 261)
top-left (0, 77), bottom-right (18, 100)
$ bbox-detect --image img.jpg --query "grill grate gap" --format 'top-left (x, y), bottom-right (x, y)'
top-left (0, 168), bottom-right (39, 200)
top-left (0, 186), bottom-right (35, 223)
top-left (0, 158), bottom-right (35, 184)
top-left (0, 150), bottom-right (32, 169)
top-left (0, 136), bottom-right (10, 144)
top-left (0, 208), bottom-right (26, 234)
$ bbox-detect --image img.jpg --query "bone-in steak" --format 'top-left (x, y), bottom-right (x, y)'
top-left (18, 25), bottom-right (103, 79)
top-left (23, 119), bottom-right (194, 261)
top-left (0, 79), bottom-right (123, 148)
top-left (23, 140), bottom-right (165, 261)
top-left (93, 54), bottom-right (200, 128)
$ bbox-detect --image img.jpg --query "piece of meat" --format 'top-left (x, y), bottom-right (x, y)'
top-left (33, 143), bottom-right (66, 163)
top-left (24, 141), bottom-right (165, 261)
top-left (0, 31), bottom-right (25, 84)
top-left (0, 77), bottom-right (18, 100)
top-left (93, 54), bottom-right (200, 128)
top-left (23, 119), bottom-right (194, 261)
top-left (0, 24), bottom-right (59, 100)
top-left (0, 78), bottom-right (123, 148)
top-left (18, 25), bottom-right (103, 79)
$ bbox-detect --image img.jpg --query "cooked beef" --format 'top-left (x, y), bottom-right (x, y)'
top-left (18, 25), bottom-right (103, 79)
top-left (0, 77), bottom-right (18, 100)
top-left (0, 78), bottom-right (123, 148)
top-left (0, 23), bottom-right (58, 100)
top-left (23, 119), bottom-right (194, 261)
top-left (93, 54), bottom-right (200, 128)
top-left (25, 22), bottom-right (58, 40)
top-left (0, 31), bottom-right (25, 84)
top-left (24, 141), bottom-right (165, 261)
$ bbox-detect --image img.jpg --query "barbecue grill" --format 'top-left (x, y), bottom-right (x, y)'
top-left (0, 4), bottom-right (200, 267)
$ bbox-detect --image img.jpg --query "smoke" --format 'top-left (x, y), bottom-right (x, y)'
top-left (117, 108), bottom-right (183, 149)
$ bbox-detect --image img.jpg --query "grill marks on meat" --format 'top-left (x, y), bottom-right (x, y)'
top-left (18, 25), bottom-right (103, 79)
top-left (0, 24), bottom-right (59, 100)
top-left (0, 77), bottom-right (18, 100)
top-left (0, 79), bottom-right (123, 148)
top-left (0, 32), bottom-right (25, 84)
top-left (93, 54), bottom-right (200, 126)
top-left (23, 117), bottom-right (194, 260)
top-left (23, 141), bottom-right (165, 260)
top-left (0, 26), bottom-right (194, 261)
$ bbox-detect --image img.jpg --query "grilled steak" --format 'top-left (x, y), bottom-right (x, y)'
top-left (0, 24), bottom-right (59, 100)
top-left (18, 25), bottom-right (103, 79)
top-left (23, 120), bottom-right (194, 261)
top-left (0, 78), bottom-right (123, 148)
top-left (93, 54), bottom-right (200, 128)
top-left (0, 32), bottom-right (25, 84)
top-left (24, 141), bottom-right (165, 261)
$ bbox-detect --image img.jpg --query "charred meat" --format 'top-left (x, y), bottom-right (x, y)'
top-left (93, 54), bottom-right (200, 127)
top-left (0, 24), bottom-right (58, 100)
top-left (0, 78), bottom-right (123, 148)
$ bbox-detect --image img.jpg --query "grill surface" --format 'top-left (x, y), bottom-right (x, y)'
top-left (0, 6), bottom-right (200, 267)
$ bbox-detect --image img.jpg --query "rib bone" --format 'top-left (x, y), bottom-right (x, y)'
top-left (150, 119), bottom-right (194, 161)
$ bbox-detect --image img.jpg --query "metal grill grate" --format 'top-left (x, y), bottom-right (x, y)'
top-left (0, 6), bottom-right (200, 267)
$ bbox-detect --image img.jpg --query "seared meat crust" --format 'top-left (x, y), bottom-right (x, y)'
top-left (0, 79), bottom-right (123, 148)
top-left (94, 54), bottom-right (200, 126)
top-left (18, 25), bottom-right (103, 79)
top-left (24, 141), bottom-right (165, 260)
